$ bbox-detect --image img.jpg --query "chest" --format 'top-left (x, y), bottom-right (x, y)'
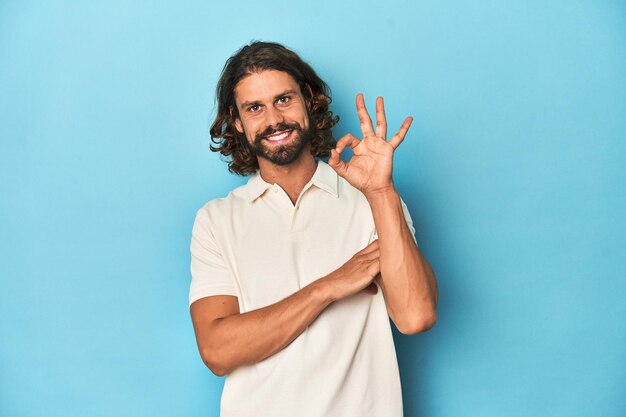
top-left (219, 187), bottom-right (375, 312)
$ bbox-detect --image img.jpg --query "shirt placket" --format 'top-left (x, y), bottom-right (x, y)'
top-left (269, 183), bottom-right (312, 289)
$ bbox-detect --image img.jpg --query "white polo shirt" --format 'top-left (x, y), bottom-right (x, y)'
top-left (190, 160), bottom-right (416, 417)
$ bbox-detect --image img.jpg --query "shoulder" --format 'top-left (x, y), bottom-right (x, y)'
top-left (196, 181), bottom-right (251, 220)
top-left (191, 181), bottom-right (254, 250)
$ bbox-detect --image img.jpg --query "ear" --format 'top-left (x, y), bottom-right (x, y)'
top-left (234, 118), bottom-right (244, 134)
top-left (230, 106), bottom-right (244, 133)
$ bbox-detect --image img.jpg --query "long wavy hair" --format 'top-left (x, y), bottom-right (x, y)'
top-left (209, 41), bottom-right (339, 176)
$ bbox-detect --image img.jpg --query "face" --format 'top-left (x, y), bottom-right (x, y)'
top-left (233, 70), bottom-right (313, 166)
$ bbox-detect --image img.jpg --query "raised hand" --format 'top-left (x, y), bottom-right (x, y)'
top-left (328, 93), bottom-right (413, 196)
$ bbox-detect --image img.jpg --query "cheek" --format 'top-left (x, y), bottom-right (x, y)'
top-left (288, 106), bottom-right (310, 128)
top-left (239, 119), bottom-right (259, 138)
top-left (302, 111), bottom-right (312, 130)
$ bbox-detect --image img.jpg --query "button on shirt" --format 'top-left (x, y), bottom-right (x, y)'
top-left (189, 160), bottom-right (417, 417)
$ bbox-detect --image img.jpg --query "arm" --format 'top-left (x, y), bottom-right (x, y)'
top-left (190, 240), bottom-right (381, 376)
top-left (367, 188), bottom-right (438, 334)
top-left (328, 94), bottom-right (438, 335)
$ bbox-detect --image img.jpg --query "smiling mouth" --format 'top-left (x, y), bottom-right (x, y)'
top-left (264, 130), bottom-right (293, 143)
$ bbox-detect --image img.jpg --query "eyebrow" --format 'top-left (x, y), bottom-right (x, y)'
top-left (240, 89), bottom-right (298, 109)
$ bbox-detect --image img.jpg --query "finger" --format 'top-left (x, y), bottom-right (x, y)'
top-left (360, 248), bottom-right (380, 261)
top-left (335, 133), bottom-right (360, 154)
top-left (388, 116), bottom-right (413, 149)
top-left (375, 96), bottom-right (387, 139)
top-left (358, 239), bottom-right (379, 255)
top-left (367, 258), bottom-right (381, 275)
top-left (361, 282), bottom-right (378, 295)
top-left (328, 148), bottom-right (349, 178)
top-left (356, 93), bottom-right (375, 138)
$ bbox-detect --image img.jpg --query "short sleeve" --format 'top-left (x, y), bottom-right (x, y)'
top-left (189, 207), bottom-right (238, 306)
top-left (370, 197), bottom-right (418, 247)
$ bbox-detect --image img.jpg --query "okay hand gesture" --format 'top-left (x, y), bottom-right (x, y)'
top-left (328, 94), bottom-right (413, 197)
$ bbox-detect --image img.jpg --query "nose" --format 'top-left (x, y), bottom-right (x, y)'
top-left (264, 106), bottom-right (284, 128)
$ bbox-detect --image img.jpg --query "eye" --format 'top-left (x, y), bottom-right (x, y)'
top-left (277, 96), bottom-right (291, 105)
top-left (248, 104), bottom-right (260, 113)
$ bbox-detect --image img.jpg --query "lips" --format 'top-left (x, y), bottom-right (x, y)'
top-left (264, 129), bottom-right (293, 143)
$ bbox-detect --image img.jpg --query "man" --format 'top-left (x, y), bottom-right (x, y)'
top-left (189, 41), bottom-right (438, 417)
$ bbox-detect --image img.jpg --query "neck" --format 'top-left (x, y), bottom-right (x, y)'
top-left (257, 145), bottom-right (318, 205)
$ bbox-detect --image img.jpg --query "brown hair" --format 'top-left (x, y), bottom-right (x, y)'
top-left (209, 41), bottom-right (339, 176)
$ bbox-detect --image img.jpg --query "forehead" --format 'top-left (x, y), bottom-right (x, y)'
top-left (234, 70), bottom-right (302, 107)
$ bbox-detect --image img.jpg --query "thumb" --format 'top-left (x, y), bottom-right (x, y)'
top-left (328, 148), bottom-right (348, 178)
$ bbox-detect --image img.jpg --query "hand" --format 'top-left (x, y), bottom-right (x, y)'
top-left (328, 94), bottom-right (413, 197)
top-left (320, 240), bottom-right (381, 302)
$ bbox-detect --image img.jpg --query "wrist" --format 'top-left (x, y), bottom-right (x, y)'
top-left (365, 184), bottom-right (398, 204)
top-left (310, 277), bottom-right (336, 305)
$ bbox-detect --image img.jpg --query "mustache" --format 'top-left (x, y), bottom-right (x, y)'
top-left (254, 122), bottom-right (303, 143)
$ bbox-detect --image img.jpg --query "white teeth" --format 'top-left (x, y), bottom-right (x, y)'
top-left (266, 130), bottom-right (291, 141)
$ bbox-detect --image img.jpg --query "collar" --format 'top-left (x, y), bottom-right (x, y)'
top-left (246, 171), bottom-right (273, 202)
top-left (246, 160), bottom-right (339, 202)
top-left (310, 160), bottom-right (339, 198)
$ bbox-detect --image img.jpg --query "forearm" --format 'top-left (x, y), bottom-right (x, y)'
top-left (196, 240), bottom-right (381, 375)
top-left (204, 280), bottom-right (333, 375)
top-left (366, 187), bottom-right (438, 333)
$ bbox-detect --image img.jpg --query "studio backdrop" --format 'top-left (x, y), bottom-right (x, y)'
top-left (1, 1), bottom-right (624, 416)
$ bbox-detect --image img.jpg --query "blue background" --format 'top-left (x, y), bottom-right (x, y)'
top-left (1, 1), bottom-right (625, 416)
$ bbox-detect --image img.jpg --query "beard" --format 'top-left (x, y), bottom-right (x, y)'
top-left (247, 121), bottom-right (314, 166)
